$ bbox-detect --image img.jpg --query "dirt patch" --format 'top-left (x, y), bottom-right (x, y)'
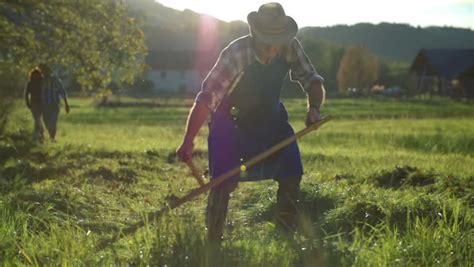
top-left (89, 166), bottom-right (137, 184)
top-left (334, 173), bottom-right (355, 181)
top-left (373, 165), bottom-right (437, 189)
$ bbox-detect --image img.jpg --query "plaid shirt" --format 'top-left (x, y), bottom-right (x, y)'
top-left (196, 34), bottom-right (324, 111)
top-left (41, 76), bottom-right (67, 105)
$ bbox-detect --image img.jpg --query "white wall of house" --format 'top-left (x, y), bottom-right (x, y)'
top-left (147, 70), bottom-right (203, 92)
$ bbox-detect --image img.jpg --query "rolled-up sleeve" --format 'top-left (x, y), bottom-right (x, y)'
top-left (286, 39), bottom-right (324, 92)
top-left (196, 39), bottom-right (247, 111)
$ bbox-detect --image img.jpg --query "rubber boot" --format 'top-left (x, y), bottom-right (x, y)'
top-left (205, 178), bottom-right (238, 243)
top-left (275, 176), bottom-right (302, 235)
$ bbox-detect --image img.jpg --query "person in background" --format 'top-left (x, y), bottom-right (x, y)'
top-left (37, 63), bottom-right (70, 142)
top-left (176, 2), bottom-right (325, 243)
top-left (24, 67), bottom-right (45, 142)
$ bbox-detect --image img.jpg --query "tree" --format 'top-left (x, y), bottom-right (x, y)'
top-left (378, 59), bottom-right (411, 93)
top-left (0, 1), bottom-right (147, 92)
top-left (337, 46), bottom-right (379, 94)
top-left (0, 1), bottom-right (147, 133)
top-left (299, 37), bottom-right (345, 94)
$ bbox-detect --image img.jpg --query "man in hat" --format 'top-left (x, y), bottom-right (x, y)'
top-left (37, 63), bottom-right (70, 142)
top-left (176, 2), bottom-right (325, 242)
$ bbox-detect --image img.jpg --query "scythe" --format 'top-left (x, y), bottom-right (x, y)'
top-left (96, 116), bottom-right (331, 250)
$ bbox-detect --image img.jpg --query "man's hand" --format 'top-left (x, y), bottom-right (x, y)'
top-left (176, 140), bottom-right (194, 163)
top-left (305, 107), bottom-right (321, 126)
top-left (176, 102), bottom-right (211, 163)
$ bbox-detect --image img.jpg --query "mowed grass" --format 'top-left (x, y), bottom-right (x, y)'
top-left (1, 96), bottom-right (473, 266)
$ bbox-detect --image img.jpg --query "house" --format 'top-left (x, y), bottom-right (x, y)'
top-left (410, 49), bottom-right (474, 97)
top-left (146, 49), bottom-right (218, 93)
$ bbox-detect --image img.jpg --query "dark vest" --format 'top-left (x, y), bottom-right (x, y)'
top-left (208, 56), bottom-right (303, 181)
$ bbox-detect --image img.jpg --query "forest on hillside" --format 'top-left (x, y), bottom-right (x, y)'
top-left (127, 0), bottom-right (474, 95)
top-left (2, 0), bottom-right (474, 100)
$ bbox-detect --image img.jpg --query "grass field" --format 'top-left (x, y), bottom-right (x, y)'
top-left (1, 96), bottom-right (473, 266)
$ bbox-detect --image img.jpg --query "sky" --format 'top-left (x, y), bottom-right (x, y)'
top-left (155, 0), bottom-right (473, 29)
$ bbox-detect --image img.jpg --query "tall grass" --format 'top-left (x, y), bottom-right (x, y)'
top-left (0, 97), bottom-right (473, 266)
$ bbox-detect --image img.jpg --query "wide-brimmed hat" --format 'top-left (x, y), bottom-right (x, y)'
top-left (247, 2), bottom-right (298, 44)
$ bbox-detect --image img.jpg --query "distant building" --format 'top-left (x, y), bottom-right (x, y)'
top-left (145, 49), bottom-right (218, 93)
top-left (410, 49), bottom-right (474, 97)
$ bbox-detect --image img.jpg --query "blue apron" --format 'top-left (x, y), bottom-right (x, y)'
top-left (208, 56), bottom-right (303, 182)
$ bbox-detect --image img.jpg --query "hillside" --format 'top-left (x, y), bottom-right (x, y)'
top-left (125, 1), bottom-right (474, 63)
top-left (125, 0), bottom-right (248, 51)
top-left (300, 23), bottom-right (474, 62)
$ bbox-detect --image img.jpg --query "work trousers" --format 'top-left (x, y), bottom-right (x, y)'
top-left (205, 176), bottom-right (302, 242)
top-left (42, 104), bottom-right (60, 139)
top-left (30, 105), bottom-right (44, 142)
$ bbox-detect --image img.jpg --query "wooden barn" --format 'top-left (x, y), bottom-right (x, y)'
top-left (410, 49), bottom-right (474, 97)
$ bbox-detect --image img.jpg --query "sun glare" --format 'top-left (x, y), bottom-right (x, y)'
top-left (156, 0), bottom-right (288, 23)
top-left (194, 14), bottom-right (219, 71)
top-left (196, 15), bottom-right (218, 51)
top-left (155, 0), bottom-right (473, 28)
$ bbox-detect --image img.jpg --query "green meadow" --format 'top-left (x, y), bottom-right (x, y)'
top-left (1, 97), bottom-right (473, 266)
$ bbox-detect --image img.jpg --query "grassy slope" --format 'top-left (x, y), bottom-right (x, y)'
top-left (1, 97), bottom-right (473, 266)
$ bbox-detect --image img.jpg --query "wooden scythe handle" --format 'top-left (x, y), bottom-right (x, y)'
top-left (185, 160), bottom-right (206, 186)
top-left (175, 116), bottom-right (332, 206)
top-left (96, 116), bottom-right (331, 250)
